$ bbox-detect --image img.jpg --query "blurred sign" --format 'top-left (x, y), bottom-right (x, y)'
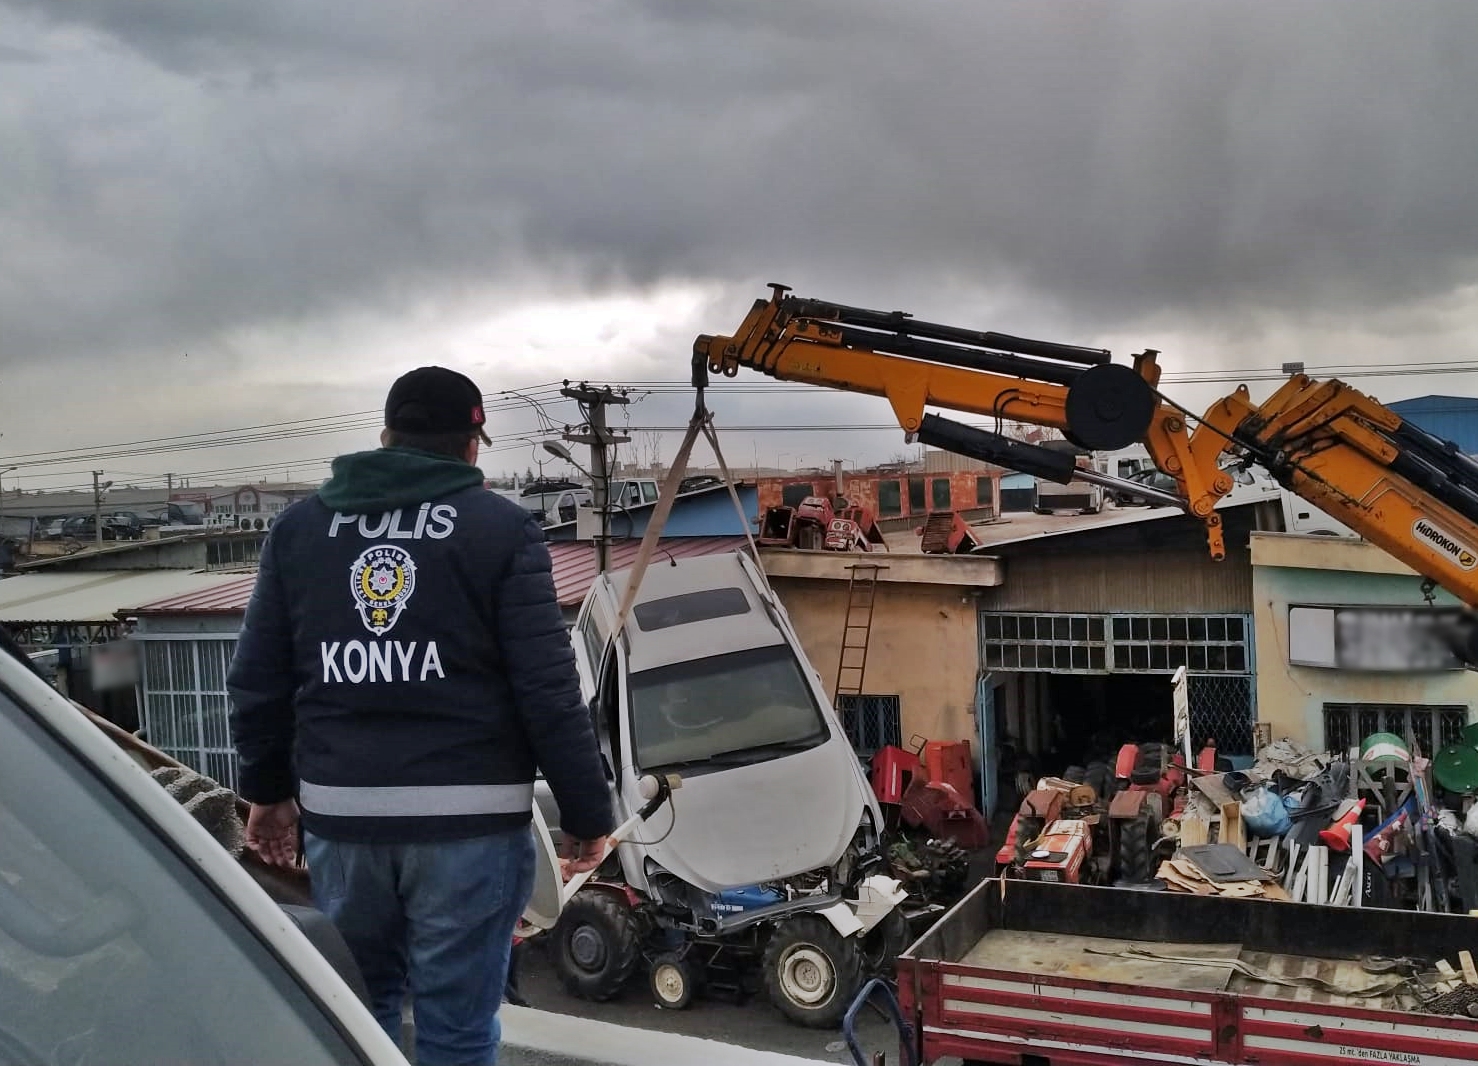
top-left (90, 641), bottom-right (139, 690)
top-left (1288, 605), bottom-right (1464, 672)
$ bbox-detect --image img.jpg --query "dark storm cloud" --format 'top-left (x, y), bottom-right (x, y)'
top-left (4, 0), bottom-right (1478, 367)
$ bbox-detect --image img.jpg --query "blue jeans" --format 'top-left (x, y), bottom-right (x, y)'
top-left (305, 828), bottom-right (536, 1066)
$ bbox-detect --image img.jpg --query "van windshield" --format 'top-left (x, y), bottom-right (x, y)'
top-left (629, 645), bottom-right (827, 770)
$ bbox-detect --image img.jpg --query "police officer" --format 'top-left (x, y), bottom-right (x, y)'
top-left (228, 366), bottom-right (614, 1066)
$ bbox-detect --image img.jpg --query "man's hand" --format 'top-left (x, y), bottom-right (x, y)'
top-left (560, 836), bottom-right (609, 880)
top-left (245, 799), bottom-right (300, 870)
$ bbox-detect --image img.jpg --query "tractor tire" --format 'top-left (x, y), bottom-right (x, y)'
top-left (1084, 762), bottom-right (1113, 805)
top-left (649, 952), bottom-right (700, 1011)
top-left (861, 908), bottom-right (912, 975)
top-left (550, 889), bottom-right (641, 1002)
top-left (763, 915), bottom-right (865, 1029)
top-left (1118, 805), bottom-right (1161, 884)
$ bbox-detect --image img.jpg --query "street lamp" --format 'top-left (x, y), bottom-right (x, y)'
top-left (544, 441), bottom-right (612, 572)
top-left (542, 440), bottom-right (589, 476)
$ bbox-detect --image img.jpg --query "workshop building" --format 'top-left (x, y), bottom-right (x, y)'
top-left (762, 499), bottom-right (1270, 820)
top-left (1251, 531), bottom-right (1478, 753)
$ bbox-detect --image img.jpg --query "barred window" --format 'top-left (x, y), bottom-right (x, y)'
top-left (137, 639), bottom-right (240, 791)
top-left (1323, 703), bottom-right (1467, 758)
top-left (836, 694), bottom-right (902, 755)
top-left (979, 613), bottom-right (1249, 675)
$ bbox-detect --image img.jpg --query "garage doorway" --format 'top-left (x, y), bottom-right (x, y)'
top-left (979, 611), bottom-right (1257, 776)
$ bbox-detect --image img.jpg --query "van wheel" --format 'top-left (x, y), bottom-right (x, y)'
top-left (550, 889), bottom-right (640, 1001)
top-left (763, 915), bottom-right (864, 1028)
top-left (649, 952), bottom-right (700, 1010)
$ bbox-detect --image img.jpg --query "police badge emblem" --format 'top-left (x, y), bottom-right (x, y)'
top-left (350, 544), bottom-right (417, 635)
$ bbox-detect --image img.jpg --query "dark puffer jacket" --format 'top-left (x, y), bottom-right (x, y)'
top-left (226, 447), bottom-right (614, 844)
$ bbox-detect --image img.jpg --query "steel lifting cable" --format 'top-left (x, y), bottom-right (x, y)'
top-left (607, 388), bottom-right (769, 643)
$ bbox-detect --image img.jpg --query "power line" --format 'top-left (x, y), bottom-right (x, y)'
top-left (9, 356), bottom-right (1478, 490)
top-left (0, 385), bottom-right (578, 473)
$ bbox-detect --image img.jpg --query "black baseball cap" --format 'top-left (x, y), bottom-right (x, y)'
top-left (384, 366), bottom-right (491, 443)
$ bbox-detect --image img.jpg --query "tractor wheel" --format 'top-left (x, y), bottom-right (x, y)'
top-left (1118, 805), bottom-right (1162, 884)
top-left (861, 908), bottom-right (912, 975)
top-left (763, 915), bottom-right (865, 1029)
top-left (550, 889), bottom-right (641, 1002)
top-left (649, 951), bottom-right (700, 1011)
top-left (1084, 762), bottom-right (1113, 804)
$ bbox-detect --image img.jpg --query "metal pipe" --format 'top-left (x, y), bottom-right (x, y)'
top-left (1069, 467), bottom-right (1187, 509)
top-left (833, 325), bottom-right (1083, 387)
top-left (798, 299), bottom-right (1112, 365)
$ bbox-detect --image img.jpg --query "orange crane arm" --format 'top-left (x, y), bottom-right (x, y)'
top-left (693, 284), bottom-right (1478, 616)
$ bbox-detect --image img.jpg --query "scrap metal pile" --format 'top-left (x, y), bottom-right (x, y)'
top-left (991, 729), bottom-right (1478, 914)
top-left (867, 741), bottom-right (988, 908)
top-left (1161, 731), bottom-right (1478, 912)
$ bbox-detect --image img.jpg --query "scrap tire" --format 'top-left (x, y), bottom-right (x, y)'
top-left (1084, 762), bottom-right (1113, 804)
top-left (550, 889), bottom-right (641, 1002)
top-left (763, 915), bottom-right (865, 1029)
top-left (1118, 805), bottom-right (1161, 884)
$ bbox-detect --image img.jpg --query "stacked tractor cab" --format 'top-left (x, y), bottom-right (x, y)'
top-left (758, 495), bottom-right (886, 553)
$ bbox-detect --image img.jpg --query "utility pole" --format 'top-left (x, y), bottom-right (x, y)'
top-left (559, 383), bottom-right (630, 574)
top-left (91, 471), bottom-right (113, 549)
top-left (0, 466), bottom-right (15, 524)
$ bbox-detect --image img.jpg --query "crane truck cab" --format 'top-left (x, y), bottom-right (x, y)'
top-left (550, 551), bottom-right (906, 1026)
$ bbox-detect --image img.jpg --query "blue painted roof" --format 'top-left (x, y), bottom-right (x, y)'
top-left (544, 483), bottom-right (759, 541)
top-left (1388, 395), bottom-right (1478, 454)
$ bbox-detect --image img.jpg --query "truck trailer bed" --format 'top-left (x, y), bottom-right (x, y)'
top-left (899, 880), bottom-right (1478, 1065)
top-left (961, 929), bottom-right (1412, 1011)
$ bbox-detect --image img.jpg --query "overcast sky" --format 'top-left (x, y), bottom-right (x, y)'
top-left (5, 1), bottom-right (1478, 493)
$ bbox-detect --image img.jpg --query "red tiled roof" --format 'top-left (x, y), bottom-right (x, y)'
top-left (125, 537), bottom-right (750, 616)
top-left (548, 536), bottom-right (750, 607)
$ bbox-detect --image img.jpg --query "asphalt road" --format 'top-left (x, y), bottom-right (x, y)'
top-left (508, 938), bottom-right (903, 1064)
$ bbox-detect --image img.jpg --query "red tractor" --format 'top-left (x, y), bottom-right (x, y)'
top-left (1107, 742), bottom-right (1187, 883)
top-left (997, 741), bottom-right (1216, 886)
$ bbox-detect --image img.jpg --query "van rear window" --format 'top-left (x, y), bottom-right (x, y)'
top-left (633, 587), bottom-right (750, 631)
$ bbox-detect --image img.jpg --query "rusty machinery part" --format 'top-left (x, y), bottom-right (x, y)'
top-left (693, 286), bottom-right (1478, 629)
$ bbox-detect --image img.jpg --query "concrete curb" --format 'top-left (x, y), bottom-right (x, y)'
top-left (499, 1005), bottom-right (837, 1066)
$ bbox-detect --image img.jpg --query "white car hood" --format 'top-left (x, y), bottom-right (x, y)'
top-left (625, 740), bottom-right (869, 893)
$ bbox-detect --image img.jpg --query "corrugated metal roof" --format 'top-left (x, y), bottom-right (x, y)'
top-left (1389, 395), bottom-right (1478, 454)
top-left (128, 574), bottom-right (260, 615)
top-left (0, 571), bottom-right (251, 623)
top-left (118, 536), bottom-right (750, 617)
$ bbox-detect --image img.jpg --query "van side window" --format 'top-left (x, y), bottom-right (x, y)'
top-left (579, 608), bottom-right (608, 673)
top-left (598, 649), bottom-right (622, 767)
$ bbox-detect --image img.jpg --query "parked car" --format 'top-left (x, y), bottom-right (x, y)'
top-left (105, 513), bottom-right (148, 540)
top-left (1110, 467), bottom-right (1179, 507)
top-left (60, 515), bottom-right (117, 541)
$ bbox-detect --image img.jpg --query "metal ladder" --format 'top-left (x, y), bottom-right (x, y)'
top-left (834, 562), bottom-right (885, 704)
